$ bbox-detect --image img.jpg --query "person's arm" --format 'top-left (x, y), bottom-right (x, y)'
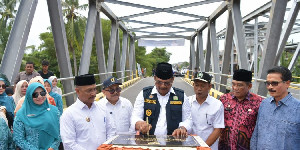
top-left (0, 118), bottom-right (15, 150)
top-left (205, 101), bottom-right (225, 146)
top-left (178, 94), bottom-right (192, 133)
top-left (56, 95), bottom-right (63, 116)
top-left (60, 111), bottom-right (86, 150)
top-left (205, 128), bottom-right (222, 146)
top-left (250, 104), bottom-right (261, 150)
top-left (131, 91), bottom-right (150, 134)
top-left (13, 117), bottom-right (39, 150)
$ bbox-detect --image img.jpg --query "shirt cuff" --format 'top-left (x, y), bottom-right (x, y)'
top-left (213, 124), bottom-right (225, 129)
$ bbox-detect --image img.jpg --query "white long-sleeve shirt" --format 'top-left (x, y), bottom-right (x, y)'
top-left (131, 86), bottom-right (192, 135)
top-left (60, 99), bottom-right (115, 150)
top-left (97, 96), bottom-right (134, 135)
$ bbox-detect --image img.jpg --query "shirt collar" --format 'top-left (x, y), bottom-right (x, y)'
top-left (192, 94), bottom-right (212, 105)
top-left (151, 86), bottom-right (174, 96)
top-left (103, 97), bottom-right (121, 106)
top-left (231, 92), bottom-right (251, 101)
top-left (76, 98), bottom-right (96, 109)
top-left (269, 92), bottom-right (292, 106)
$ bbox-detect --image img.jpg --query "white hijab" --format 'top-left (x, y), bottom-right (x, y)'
top-left (12, 80), bottom-right (28, 105)
top-left (49, 76), bottom-right (62, 95)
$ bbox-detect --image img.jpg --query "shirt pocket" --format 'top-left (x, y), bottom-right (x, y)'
top-left (283, 120), bottom-right (300, 136)
top-left (170, 105), bottom-right (182, 120)
top-left (205, 114), bottom-right (215, 126)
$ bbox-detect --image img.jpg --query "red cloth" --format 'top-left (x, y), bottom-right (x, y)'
top-left (218, 92), bottom-right (263, 150)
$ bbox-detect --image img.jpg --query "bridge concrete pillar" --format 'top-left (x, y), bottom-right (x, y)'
top-left (129, 36), bottom-right (135, 79)
top-left (132, 39), bottom-right (137, 78)
top-left (120, 32), bottom-right (128, 82)
top-left (257, 0), bottom-right (288, 96)
top-left (79, 0), bottom-right (97, 75)
top-left (220, 10), bottom-right (234, 93)
top-left (209, 21), bottom-right (220, 90)
top-left (47, 0), bottom-right (75, 106)
top-left (275, 1), bottom-right (300, 65)
top-left (115, 28), bottom-right (122, 80)
top-left (189, 37), bottom-right (196, 79)
top-left (197, 32), bottom-right (205, 72)
top-left (0, 0), bottom-right (38, 84)
top-left (107, 21), bottom-right (118, 76)
top-left (95, 12), bottom-right (108, 84)
top-left (205, 27), bottom-right (211, 72)
top-left (231, 0), bottom-right (248, 70)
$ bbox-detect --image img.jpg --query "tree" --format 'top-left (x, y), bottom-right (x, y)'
top-left (135, 47), bottom-right (171, 76)
top-left (62, 0), bottom-right (88, 75)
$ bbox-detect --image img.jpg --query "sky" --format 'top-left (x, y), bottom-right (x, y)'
top-left (25, 0), bottom-right (298, 64)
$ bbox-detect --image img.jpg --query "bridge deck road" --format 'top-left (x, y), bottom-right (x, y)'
top-left (121, 77), bottom-right (195, 105)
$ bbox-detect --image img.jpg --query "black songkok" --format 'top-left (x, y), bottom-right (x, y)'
top-left (155, 62), bottom-right (173, 80)
top-left (75, 74), bottom-right (96, 86)
top-left (233, 69), bottom-right (252, 82)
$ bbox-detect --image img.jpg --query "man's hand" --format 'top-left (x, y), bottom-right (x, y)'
top-left (172, 126), bottom-right (188, 137)
top-left (135, 121), bottom-right (152, 134)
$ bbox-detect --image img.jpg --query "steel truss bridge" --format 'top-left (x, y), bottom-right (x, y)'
top-left (0, 0), bottom-right (300, 106)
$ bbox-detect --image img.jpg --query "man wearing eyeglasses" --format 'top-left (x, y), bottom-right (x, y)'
top-left (250, 66), bottom-right (300, 150)
top-left (60, 74), bottom-right (115, 150)
top-left (131, 62), bottom-right (192, 137)
top-left (98, 76), bottom-right (133, 135)
top-left (189, 72), bottom-right (224, 150)
top-left (219, 69), bottom-right (263, 150)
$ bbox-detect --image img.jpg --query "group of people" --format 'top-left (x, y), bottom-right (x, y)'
top-left (0, 60), bottom-right (63, 150)
top-left (1, 61), bottom-right (299, 150)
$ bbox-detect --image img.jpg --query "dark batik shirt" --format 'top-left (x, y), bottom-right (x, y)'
top-left (219, 92), bottom-right (263, 150)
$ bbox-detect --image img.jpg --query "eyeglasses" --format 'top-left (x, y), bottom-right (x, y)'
top-left (32, 91), bottom-right (47, 98)
top-left (105, 87), bottom-right (122, 94)
top-left (264, 81), bottom-right (285, 87)
top-left (155, 80), bottom-right (172, 86)
top-left (0, 84), bottom-right (6, 89)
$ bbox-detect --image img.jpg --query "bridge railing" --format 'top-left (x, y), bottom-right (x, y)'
top-left (185, 71), bottom-right (300, 99)
top-left (57, 69), bottom-right (138, 98)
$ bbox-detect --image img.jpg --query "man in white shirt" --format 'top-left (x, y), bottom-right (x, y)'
top-left (131, 62), bottom-right (192, 136)
top-left (189, 72), bottom-right (224, 150)
top-left (60, 74), bottom-right (115, 150)
top-left (98, 76), bottom-right (133, 135)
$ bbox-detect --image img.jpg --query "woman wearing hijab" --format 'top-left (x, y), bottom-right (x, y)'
top-left (13, 82), bottom-right (61, 150)
top-left (14, 76), bottom-right (56, 115)
top-left (13, 80), bottom-right (28, 105)
top-left (49, 76), bottom-right (62, 96)
top-left (0, 106), bottom-right (15, 149)
top-left (0, 78), bottom-right (15, 128)
top-left (44, 79), bottom-right (63, 115)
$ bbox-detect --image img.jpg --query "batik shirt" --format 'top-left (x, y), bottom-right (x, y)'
top-left (13, 111), bottom-right (61, 150)
top-left (0, 118), bottom-right (15, 150)
top-left (218, 92), bottom-right (262, 150)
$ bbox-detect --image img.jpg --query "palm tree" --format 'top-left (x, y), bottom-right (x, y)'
top-left (61, 0), bottom-right (88, 75)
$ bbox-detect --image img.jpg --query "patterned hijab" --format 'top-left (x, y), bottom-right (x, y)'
top-left (12, 80), bottom-right (28, 105)
top-left (16, 82), bottom-right (59, 147)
